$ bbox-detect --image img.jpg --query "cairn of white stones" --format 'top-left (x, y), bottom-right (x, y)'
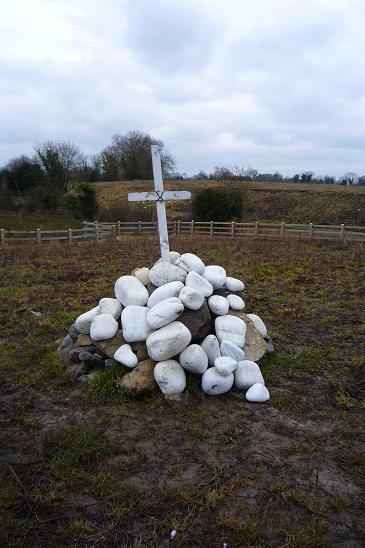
top-left (58, 147), bottom-right (273, 401)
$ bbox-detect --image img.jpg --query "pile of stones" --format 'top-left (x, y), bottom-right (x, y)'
top-left (58, 251), bottom-right (273, 402)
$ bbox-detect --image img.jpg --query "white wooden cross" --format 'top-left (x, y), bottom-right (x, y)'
top-left (128, 145), bottom-right (191, 262)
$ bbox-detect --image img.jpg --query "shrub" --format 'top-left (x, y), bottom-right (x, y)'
top-left (63, 182), bottom-right (97, 220)
top-left (192, 188), bottom-right (242, 221)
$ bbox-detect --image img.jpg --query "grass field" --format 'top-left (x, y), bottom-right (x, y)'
top-left (1, 237), bottom-right (364, 547)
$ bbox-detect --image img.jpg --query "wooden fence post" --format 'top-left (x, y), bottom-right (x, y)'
top-left (138, 221), bottom-right (142, 234)
top-left (177, 220), bottom-right (181, 235)
top-left (280, 222), bottom-right (285, 240)
top-left (231, 221), bottom-right (235, 239)
top-left (309, 222), bottom-right (313, 240)
top-left (117, 221), bottom-right (121, 237)
top-left (36, 228), bottom-right (41, 244)
top-left (255, 221), bottom-right (259, 237)
top-left (95, 221), bottom-right (100, 242)
top-left (190, 220), bottom-right (194, 238)
top-left (68, 228), bottom-right (73, 243)
top-left (1, 228), bottom-right (5, 246)
top-left (340, 224), bottom-right (345, 243)
top-left (210, 221), bottom-right (214, 239)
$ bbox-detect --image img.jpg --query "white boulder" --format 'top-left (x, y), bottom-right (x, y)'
top-left (235, 360), bottom-right (265, 390)
top-left (245, 383), bottom-right (270, 403)
top-left (121, 305), bottom-right (152, 342)
top-left (185, 271), bottom-right (213, 297)
top-left (179, 286), bottom-right (204, 311)
top-left (147, 281), bottom-right (184, 309)
top-left (202, 367), bottom-right (234, 395)
top-left (114, 344), bottom-right (138, 368)
top-left (208, 295), bottom-right (229, 316)
top-left (201, 334), bottom-right (221, 366)
top-left (90, 314), bottom-right (118, 341)
top-left (227, 294), bottom-right (245, 311)
top-left (215, 315), bottom-right (247, 348)
top-left (75, 306), bottom-right (99, 335)
top-left (147, 297), bottom-right (184, 330)
top-left (154, 360), bottom-right (186, 395)
top-left (155, 251), bottom-right (181, 265)
top-left (178, 253), bottom-right (205, 274)
top-left (247, 313), bottom-right (268, 338)
top-left (220, 340), bottom-right (246, 362)
top-left (149, 262), bottom-right (186, 287)
top-left (179, 344), bottom-right (208, 375)
top-left (147, 321), bottom-right (192, 361)
top-left (203, 265), bottom-right (226, 289)
top-left (98, 298), bottom-right (122, 319)
top-left (133, 267), bottom-right (150, 286)
top-left (214, 356), bottom-right (237, 377)
top-left (114, 276), bottom-right (149, 307)
top-left (225, 277), bottom-right (245, 292)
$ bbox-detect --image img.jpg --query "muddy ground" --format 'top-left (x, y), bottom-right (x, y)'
top-left (0, 237), bottom-right (364, 547)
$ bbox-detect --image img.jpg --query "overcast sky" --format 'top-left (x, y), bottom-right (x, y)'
top-left (1, 0), bottom-right (365, 176)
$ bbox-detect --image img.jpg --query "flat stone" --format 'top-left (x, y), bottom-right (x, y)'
top-left (230, 312), bottom-right (267, 361)
top-left (149, 262), bottom-right (187, 287)
top-left (245, 383), bottom-right (270, 403)
top-left (246, 313), bottom-right (268, 338)
top-left (121, 305), bottom-right (152, 342)
top-left (147, 281), bottom-right (184, 308)
top-left (227, 294), bottom-right (245, 311)
top-left (203, 265), bottom-right (226, 289)
top-left (202, 367), bottom-right (234, 395)
top-left (75, 306), bottom-right (99, 335)
top-left (177, 253), bottom-right (205, 274)
top-left (114, 275), bottom-right (149, 307)
top-left (131, 341), bottom-right (149, 362)
top-left (147, 297), bottom-right (184, 330)
top-left (215, 315), bottom-right (247, 348)
top-left (178, 301), bottom-right (212, 343)
top-left (201, 334), bottom-right (221, 366)
top-left (114, 344), bottom-right (138, 368)
top-left (235, 360), bottom-right (265, 390)
top-left (147, 321), bottom-right (191, 361)
top-left (98, 298), bottom-right (122, 318)
top-left (90, 314), bottom-right (119, 341)
top-left (154, 360), bottom-right (186, 395)
top-left (94, 330), bottom-right (126, 358)
top-left (57, 335), bottom-right (75, 365)
top-left (179, 286), bottom-right (204, 311)
top-left (179, 344), bottom-right (208, 375)
top-left (117, 359), bottom-right (156, 396)
top-left (208, 295), bottom-right (229, 316)
top-left (68, 323), bottom-right (80, 340)
top-left (220, 340), bottom-right (245, 362)
top-left (75, 334), bottom-right (93, 347)
top-left (132, 267), bottom-right (150, 286)
top-left (185, 271), bottom-right (213, 298)
top-left (214, 356), bottom-right (237, 377)
top-left (225, 277), bottom-right (245, 292)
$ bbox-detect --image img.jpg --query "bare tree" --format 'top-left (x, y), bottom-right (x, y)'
top-left (35, 141), bottom-right (85, 191)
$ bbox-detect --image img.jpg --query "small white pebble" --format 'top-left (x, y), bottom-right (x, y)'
top-left (170, 529), bottom-right (177, 540)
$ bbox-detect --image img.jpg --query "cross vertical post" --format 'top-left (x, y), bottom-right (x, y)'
top-left (151, 145), bottom-right (170, 262)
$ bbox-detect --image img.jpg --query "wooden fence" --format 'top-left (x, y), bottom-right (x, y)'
top-left (1, 220), bottom-right (364, 245)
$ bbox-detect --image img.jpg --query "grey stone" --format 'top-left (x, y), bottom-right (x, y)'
top-left (178, 301), bottom-right (212, 343)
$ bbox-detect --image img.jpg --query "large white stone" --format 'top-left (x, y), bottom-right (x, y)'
top-left (208, 295), bottom-right (229, 316)
top-left (155, 251), bottom-right (181, 265)
top-left (227, 294), bottom-right (245, 311)
top-left (202, 367), bottom-right (234, 395)
top-left (114, 276), bottom-right (149, 307)
top-left (225, 277), bottom-right (245, 292)
top-left (178, 253), bottom-right (205, 274)
top-left (121, 305), bottom-right (152, 342)
top-left (98, 298), bottom-right (122, 319)
top-left (154, 360), bottom-right (186, 395)
top-left (147, 321), bottom-right (192, 361)
top-left (147, 297), bottom-right (184, 330)
top-left (132, 267), bottom-right (150, 286)
top-left (235, 360), bottom-right (265, 390)
top-left (179, 344), bottom-right (208, 374)
top-left (201, 334), bottom-right (221, 366)
top-left (203, 265), bottom-right (226, 289)
top-left (75, 306), bottom-right (99, 335)
top-left (179, 286), bottom-right (205, 311)
top-left (247, 314), bottom-right (268, 338)
top-left (214, 356), bottom-right (237, 377)
top-left (185, 271), bottom-right (213, 297)
top-left (245, 383), bottom-right (270, 403)
top-left (90, 314), bottom-right (118, 341)
top-left (149, 262), bottom-right (186, 287)
top-left (114, 344), bottom-right (138, 368)
top-left (215, 315), bottom-right (247, 348)
top-left (220, 340), bottom-right (246, 362)
top-left (147, 281), bottom-right (184, 309)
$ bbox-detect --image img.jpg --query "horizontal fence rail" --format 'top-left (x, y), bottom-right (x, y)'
top-left (1, 221), bottom-right (365, 246)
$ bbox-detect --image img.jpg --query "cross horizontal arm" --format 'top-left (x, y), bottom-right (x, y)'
top-left (128, 190), bottom-right (191, 203)
top-left (128, 192), bottom-right (158, 202)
